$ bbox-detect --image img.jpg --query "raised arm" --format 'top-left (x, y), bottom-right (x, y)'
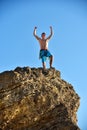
top-left (46, 26), bottom-right (53, 40)
top-left (33, 27), bottom-right (40, 40)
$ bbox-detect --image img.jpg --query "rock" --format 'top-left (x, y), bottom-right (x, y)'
top-left (0, 67), bottom-right (80, 130)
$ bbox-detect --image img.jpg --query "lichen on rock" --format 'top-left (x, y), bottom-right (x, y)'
top-left (0, 67), bottom-right (80, 130)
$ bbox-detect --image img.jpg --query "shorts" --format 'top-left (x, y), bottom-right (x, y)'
top-left (39, 49), bottom-right (52, 63)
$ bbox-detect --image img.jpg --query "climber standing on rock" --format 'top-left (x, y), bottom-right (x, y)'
top-left (33, 26), bottom-right (53, 70)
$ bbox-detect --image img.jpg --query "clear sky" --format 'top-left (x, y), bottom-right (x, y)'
top-left (0, 0), bottom-right (87, 129)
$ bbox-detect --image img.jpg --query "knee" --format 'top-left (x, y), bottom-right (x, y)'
top-left (51, 55), bottom-right (53, 60)
top-left (50, 55), bottom-right (53, 62)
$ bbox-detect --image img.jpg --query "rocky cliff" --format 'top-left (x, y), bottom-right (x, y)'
top-left (0, 67), bottom-right (80, 130)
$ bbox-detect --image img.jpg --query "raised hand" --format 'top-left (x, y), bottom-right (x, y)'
top-left (50, 26), bottom-right (52, 29)
top-left (34, 27), bottom-right (37, 29)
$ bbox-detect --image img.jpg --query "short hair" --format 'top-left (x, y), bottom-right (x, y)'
top-left (41, 32), bottom-right (46, 36)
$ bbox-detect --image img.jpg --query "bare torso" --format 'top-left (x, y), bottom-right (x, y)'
top-left (39, 39), bottom-right (48, 50)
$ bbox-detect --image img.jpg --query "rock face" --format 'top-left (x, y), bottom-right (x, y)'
top-left (0, 67), bottom-right (80, 130)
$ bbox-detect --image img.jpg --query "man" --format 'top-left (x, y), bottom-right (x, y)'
top-left (33, 26), bottom-right (53, 69)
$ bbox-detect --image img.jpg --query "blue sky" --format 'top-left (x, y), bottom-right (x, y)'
top-left (0, 0), bottom-right (87, 129)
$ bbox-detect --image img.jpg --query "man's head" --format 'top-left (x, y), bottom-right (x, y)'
top-left (41, 32), bottom-right (46, 39)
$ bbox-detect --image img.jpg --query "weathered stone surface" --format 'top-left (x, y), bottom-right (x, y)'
top-left (0, 67), bottom-right (80, 130)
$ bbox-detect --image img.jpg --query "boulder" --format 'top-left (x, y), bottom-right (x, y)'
top-left (0, 67), bottom-right (80, 130)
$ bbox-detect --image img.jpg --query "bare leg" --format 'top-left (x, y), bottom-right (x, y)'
top-left (50, 55), bottom-right (53, 68)
top-left (42, 62), bottom-right (46, 70)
